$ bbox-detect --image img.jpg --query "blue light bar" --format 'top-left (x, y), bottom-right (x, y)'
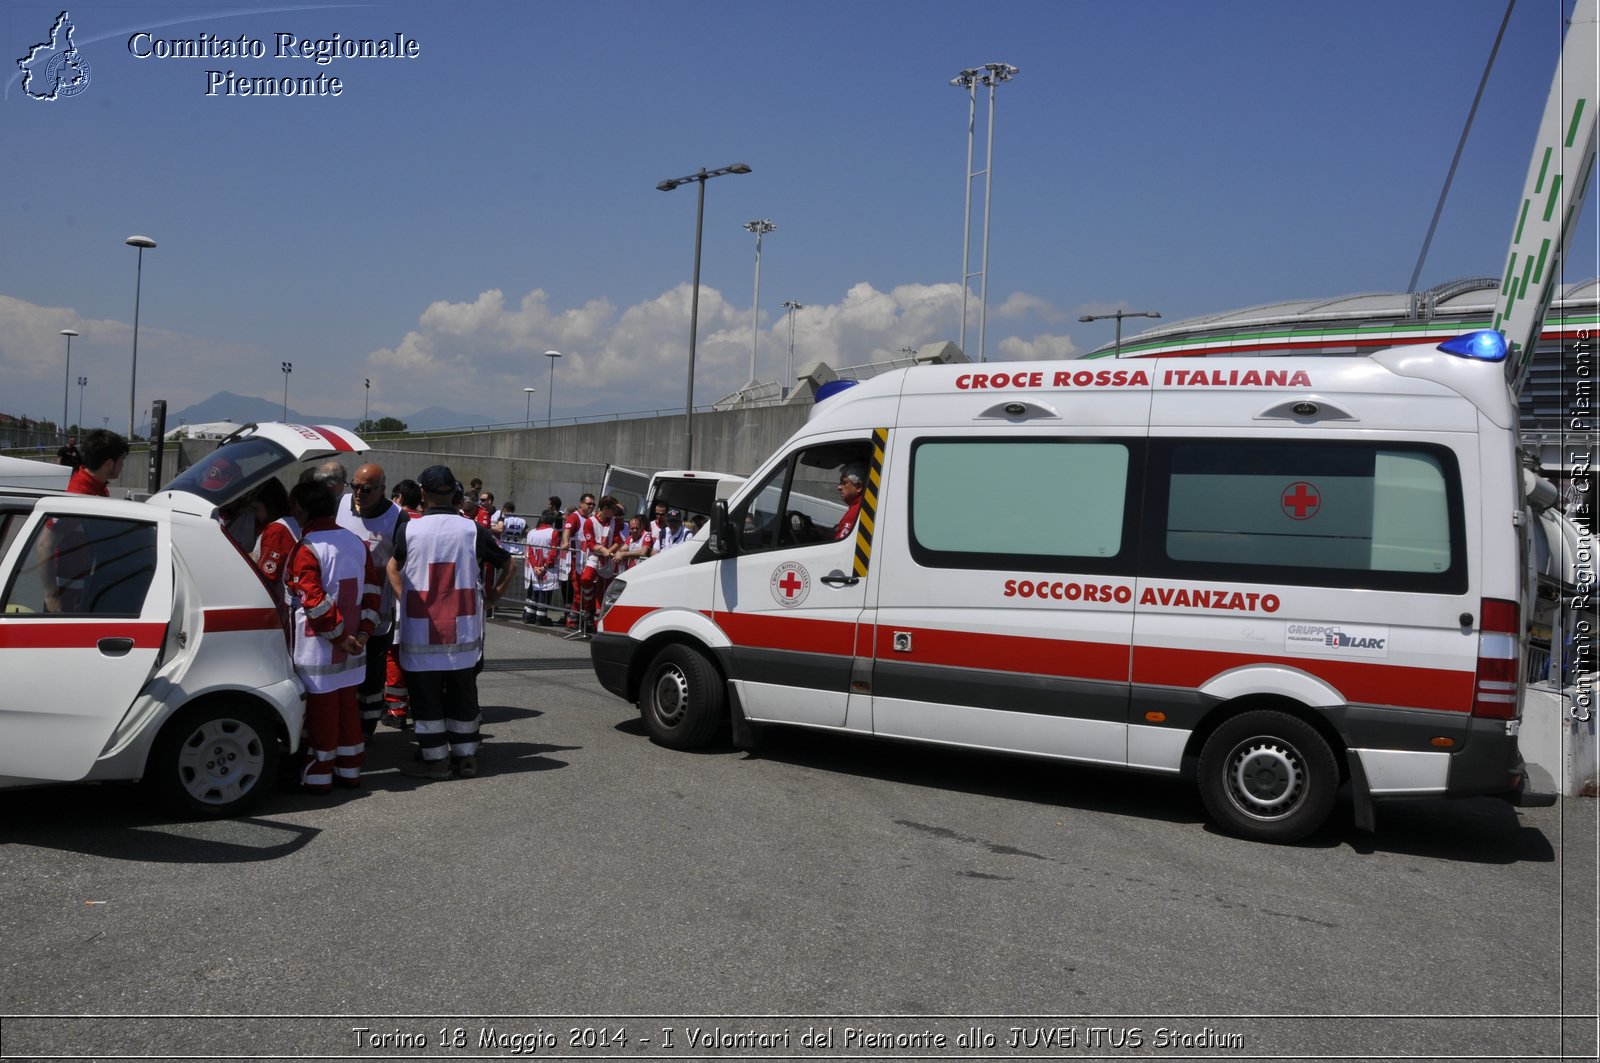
top-left (1437, 330), bottom-right (1508, 362)
top-left (814, 379), bottom-right (860, 404)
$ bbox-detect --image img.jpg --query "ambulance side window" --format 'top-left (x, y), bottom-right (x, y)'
top-left (908, 438), bottom-right (1136, 574)
top-left (734, 443), bottom-right (871, 554)
top-left (1151, 440), bottom-right (1465, 593)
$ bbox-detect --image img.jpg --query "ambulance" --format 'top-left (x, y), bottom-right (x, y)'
top-left (590, 332), bottom-right (1556, 842)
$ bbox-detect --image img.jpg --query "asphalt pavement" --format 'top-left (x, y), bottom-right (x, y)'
top-left (0, 617), bottom-right (1594, 1062)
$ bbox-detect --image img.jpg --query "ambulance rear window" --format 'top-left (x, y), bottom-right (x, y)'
top-left (1152, 440), bottom-right (1465, 593)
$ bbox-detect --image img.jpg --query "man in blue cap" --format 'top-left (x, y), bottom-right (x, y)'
top-left (387, 464), bottom-right (512, 779)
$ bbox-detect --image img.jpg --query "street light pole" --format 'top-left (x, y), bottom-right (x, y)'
top-left (281, 361), bottom-right (293, 419)
top-left (125, 235), bottom-right (156, 440)
top-left (950, 63), bottom-right (1017, 363)
top-left (657, 162), bottom-right (752, 467)
top-left (1077, 309), bottom-right (1162, 357)
top-left (544, 350), bottom-right (561, 426)
top-left (363, 378), bottom-right (370, 427)
top-left (59, 329), bottom-right (78, 439)
top-left (781, 300), bottom-right (803, 399)
top-left (76, 376), bottom-right (87, 433)
top-left (743, 219), bottom-right (776, 388)
top-left (523, 386), bottom-right (537, 427)
top-left (952, 68), bottom-right (977, 360)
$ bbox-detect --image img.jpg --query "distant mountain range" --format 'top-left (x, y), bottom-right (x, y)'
top-left (168, 391), bottom-right (492, 433)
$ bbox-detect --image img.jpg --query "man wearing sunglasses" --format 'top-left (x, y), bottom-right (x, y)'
top-left (337, 463), bottom-right (405, 736)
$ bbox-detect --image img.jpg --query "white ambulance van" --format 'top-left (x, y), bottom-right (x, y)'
top-left (591, 332), bottom-right (1556, 842)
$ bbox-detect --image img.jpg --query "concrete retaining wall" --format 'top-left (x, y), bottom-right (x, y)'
top-left (123, 405), bottom-right (813, 508)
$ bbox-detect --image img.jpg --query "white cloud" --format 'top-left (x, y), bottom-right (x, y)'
top-left (995, 291), bottom-right (1067, 322)
top-left (996, 333), bottom-right (1081, 362)
top-left (0, 280), bottom-right (1081, 427)
top-left (0, 294), bottom-right (264, 428)
top-left (360, 279), bottom-right (975, 420)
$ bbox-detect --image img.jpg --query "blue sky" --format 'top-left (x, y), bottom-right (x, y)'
top-left (1, 0), bottom-right (1595, 432)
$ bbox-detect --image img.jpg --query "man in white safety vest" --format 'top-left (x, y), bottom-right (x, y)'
top-left (388, 464), bottom-right (512, 781)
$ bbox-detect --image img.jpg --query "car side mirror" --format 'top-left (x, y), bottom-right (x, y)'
top-left (708, 500), bottom-right (737, 557)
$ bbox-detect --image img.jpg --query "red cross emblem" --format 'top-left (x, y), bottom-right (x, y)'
top-left (404, 561), bottom-right (478, 644)
top-left (305, 576), bottom-right (361, 663)
top-left (1281, 481), bottom-right (1321, 521)
top-left (769, 562), bottom-right (810, 608)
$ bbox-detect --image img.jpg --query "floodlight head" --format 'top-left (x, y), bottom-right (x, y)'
top-left (726, 163), bottom-right (752, 175)
top-left (656, 179), bottom-right (680, 192)
top-left (545, 350), bottom-right (561, 359)
top-left (61, 329), bottom-right (79, 337)
top-left (125, 235), bottom-right (156, 249)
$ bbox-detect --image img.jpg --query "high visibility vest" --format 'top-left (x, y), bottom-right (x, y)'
top-left (287, 526), bottom-right (371, 694)
top-left (395, 513), bottom-right (483, 672)
top-left (336, 500), bottom-right (403, 634)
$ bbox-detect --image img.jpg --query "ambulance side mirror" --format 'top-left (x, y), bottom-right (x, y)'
top-left (708, 500), bottom-right (737, 557)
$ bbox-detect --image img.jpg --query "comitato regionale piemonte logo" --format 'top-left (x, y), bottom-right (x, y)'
top-left (18, 11), bottom-right (91, 100)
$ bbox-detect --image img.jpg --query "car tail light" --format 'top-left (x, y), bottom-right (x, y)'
top-left (1473, 597), bottom-right (1521, 719)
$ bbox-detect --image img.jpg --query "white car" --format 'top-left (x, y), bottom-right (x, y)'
top-left (0, 423), bottom-right (367, 816)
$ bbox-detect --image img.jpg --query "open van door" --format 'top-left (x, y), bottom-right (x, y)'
top-left (601, 465), bottom-right (651, 518)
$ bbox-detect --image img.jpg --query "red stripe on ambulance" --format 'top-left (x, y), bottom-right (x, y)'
top-left (713, 612), bottom-right (856, 657)
top-left (875, 626), bottom-right (1128, 684)
top-left (1134, 645), bottom-right (1474, 714)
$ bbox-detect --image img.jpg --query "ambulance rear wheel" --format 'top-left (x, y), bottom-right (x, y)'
top-left (640, 644), bottom-right (726, 749)
top-left (150, 700), bottom-right (280, 819)
top-left (1198, 710), bottom-right (1337, 843)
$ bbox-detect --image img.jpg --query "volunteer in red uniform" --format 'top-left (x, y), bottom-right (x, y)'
top-left (521, 511), bottom-right (562, 625)
top-left (614, 513), bottom-right (654, 571)
top-left (561, 494), bottom-right (600, 629)
top-left (67, 428), bottom-right (129, 496)
top-left (834, 465), bottom-right (865, 540)
top-left (589, 495), bottom-right (625, 614)
top-left (37, 429), bottom-right (130, 612)
top-left (284, 480), bottom-right (380, 793)
top-left (338, 463), bottom-right (405, 736)
top-left (253, 503), bottom-right (301, 631)
top-left (389, 465), bottom-right (512, 780)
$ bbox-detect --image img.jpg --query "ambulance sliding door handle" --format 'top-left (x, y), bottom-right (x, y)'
top-left (821, 574), bottom-right (859, 586)
top-left (97, 637), bottom-right (135, 657)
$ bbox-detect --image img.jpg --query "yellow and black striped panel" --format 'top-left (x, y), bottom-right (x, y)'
top-left (852, 427), bottom-right (888, 577)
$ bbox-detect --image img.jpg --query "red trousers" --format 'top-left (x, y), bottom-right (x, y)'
top-left (301, 686), bottom-right (364, 792)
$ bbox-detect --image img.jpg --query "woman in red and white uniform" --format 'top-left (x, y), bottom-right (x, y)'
top-left (284, 480), bottom-right (380, 793)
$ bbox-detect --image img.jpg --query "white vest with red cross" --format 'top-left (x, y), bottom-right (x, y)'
top-left (287, 526), bottom-right (370, 694)
top-left (396, 513), bottom-right (483, 673)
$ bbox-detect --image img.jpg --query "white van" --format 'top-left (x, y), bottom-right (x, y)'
top-left (591, 333), bottom-right (1556, 842)
top-left (601, 466), bottom-right (747, 526)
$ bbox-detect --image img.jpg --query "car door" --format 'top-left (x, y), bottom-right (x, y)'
top-left (712, 434), bottom-right (876, 729)
top-left (0, 498), bottom-right (172, 781)
top-left (866, 432), bottom-right (1140, 764)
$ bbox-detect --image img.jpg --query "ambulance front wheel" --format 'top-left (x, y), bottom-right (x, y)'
top-left (1198, 710), bottom-right (1338, 843)
top-left (640, 644), bottom-right (726, 749)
